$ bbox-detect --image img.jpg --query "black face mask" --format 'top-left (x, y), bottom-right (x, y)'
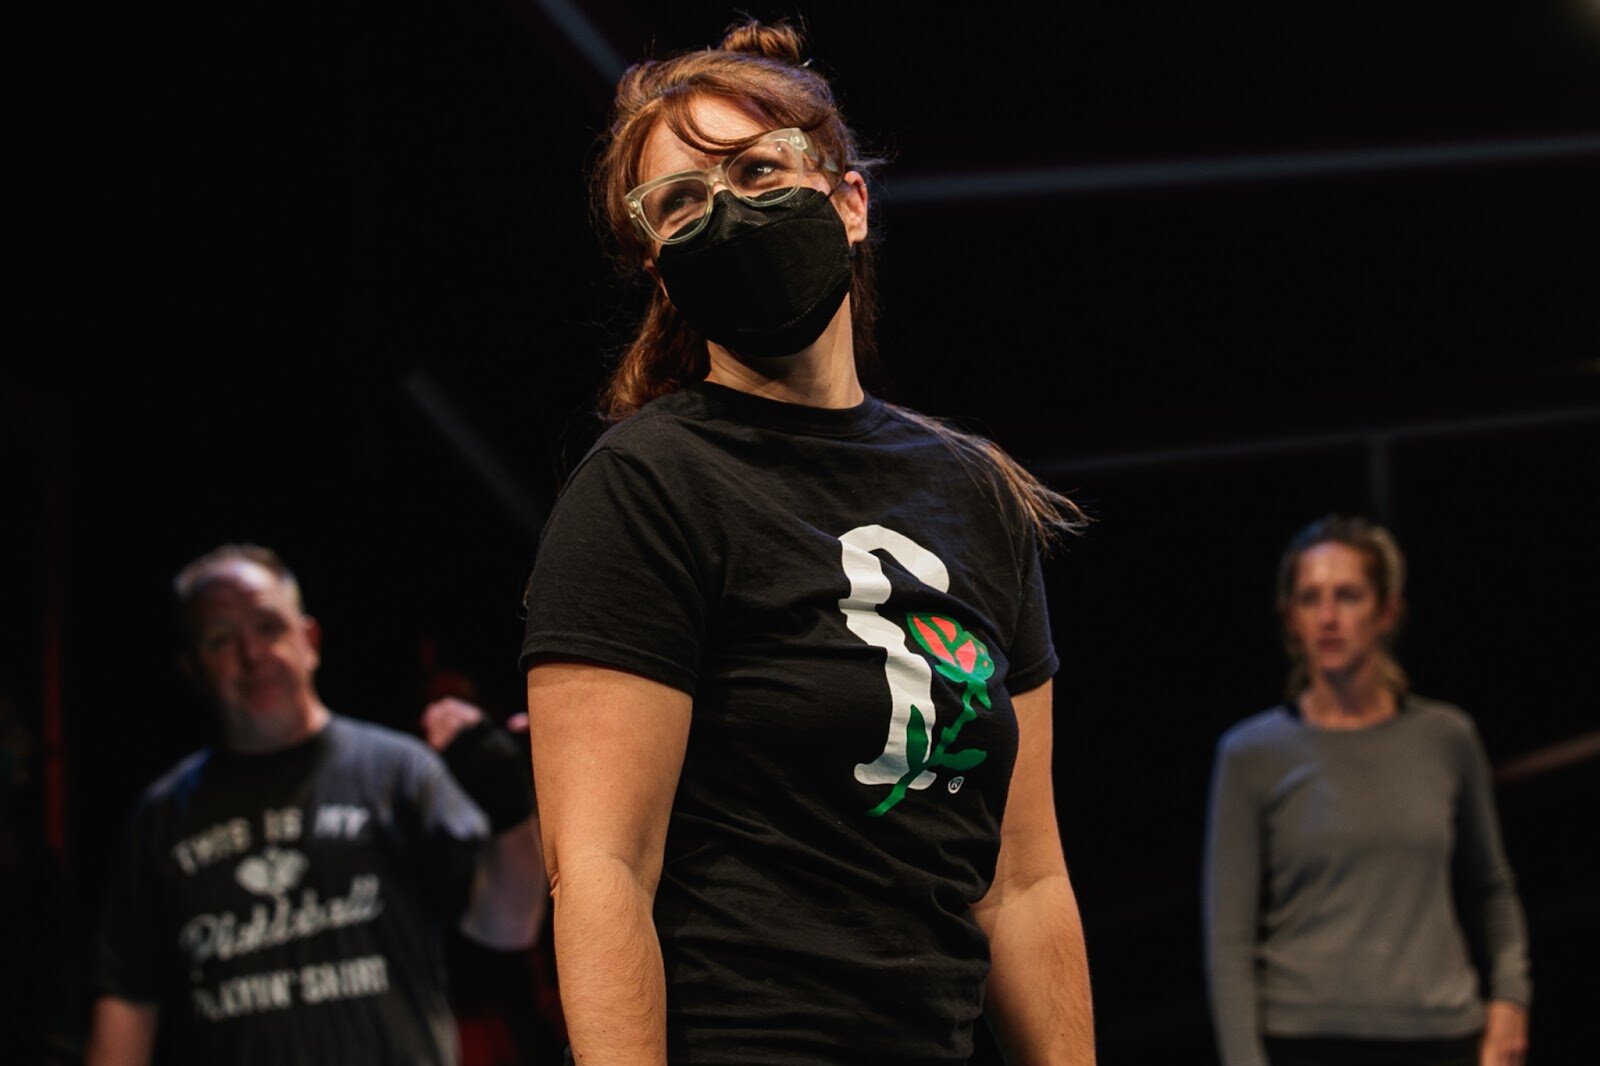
top-left (655, 187), bottom-right (853, 359)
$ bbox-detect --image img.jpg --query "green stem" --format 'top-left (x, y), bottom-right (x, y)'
top-left (867, 690), bottom-right (982, 817)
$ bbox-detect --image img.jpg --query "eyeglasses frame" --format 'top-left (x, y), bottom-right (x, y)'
top-left (624, 127), bottom-right (841, 247)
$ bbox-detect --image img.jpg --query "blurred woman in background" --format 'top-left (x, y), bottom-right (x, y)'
top-left (1203, 514), bottom-right (1531, 1066)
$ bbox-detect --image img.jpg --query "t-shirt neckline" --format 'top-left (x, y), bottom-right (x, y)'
top-left (1283, 693), bottom-right (1412, 733)
top-left (688, 380), bottom-right (887, 438)
top-left (212, 718), bottom-right (333, 769)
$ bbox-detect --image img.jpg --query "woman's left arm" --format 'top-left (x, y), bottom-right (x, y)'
top-left (971, 679), bottom-right (1095, 1064)
top-left (1453, 722), bottom-right (1532, 1066)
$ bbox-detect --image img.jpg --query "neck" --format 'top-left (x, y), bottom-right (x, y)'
top-left (1299, 663), bottom-right (1397, 729)
top-left (224, 701), bottom-right (331, 755)
top-left (704, 300), bottom-right (863, 408)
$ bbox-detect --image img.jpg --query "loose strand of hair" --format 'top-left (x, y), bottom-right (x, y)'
top-left (883, 404), bottom-right (1090, 554)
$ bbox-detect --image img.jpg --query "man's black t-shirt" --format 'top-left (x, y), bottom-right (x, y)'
top-left (521, 382), bottom-right (1060, 1065)
top-left (94, 715), bottom-right (489, 1065)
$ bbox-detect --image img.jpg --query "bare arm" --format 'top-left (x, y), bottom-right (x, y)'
top-left (527, 661), bottom-right (692, 1066)
top-left (85, 996), bottom-right (158, 1066)
top-left (971, 680), bottom-right (1095, 1064)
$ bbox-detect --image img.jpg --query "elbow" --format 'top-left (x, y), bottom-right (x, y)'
top-left (546, 846), bottom-right (663, 915)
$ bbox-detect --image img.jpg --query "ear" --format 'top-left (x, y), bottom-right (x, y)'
top-left (1377, 595), bottom-right (1403, 636)
top-left (832, 170), bottom-right (869, 245)
top-left (644, 258), bottom-right (668, 300)
top-left (304, 615), bottom-right (323, 669)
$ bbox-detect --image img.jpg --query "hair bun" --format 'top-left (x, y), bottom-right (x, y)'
top-left (717, 18), bottom-right (806, 65)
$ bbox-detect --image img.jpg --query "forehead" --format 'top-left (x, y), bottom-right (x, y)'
top-left (187, 561), bottom-right (299, 620)
top-left (1294, 542), bottom-right (1372, 586)
top-left (637, 95), bottom-right (774, 182)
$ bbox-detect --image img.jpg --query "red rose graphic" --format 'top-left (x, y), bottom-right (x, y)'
top-left (867, 614), bottom-right (994, 817)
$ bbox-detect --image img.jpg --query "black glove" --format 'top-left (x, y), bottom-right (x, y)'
top-left (440, 720), bottom-right (536, 834)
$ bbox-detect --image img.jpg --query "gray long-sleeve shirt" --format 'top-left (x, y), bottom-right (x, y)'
top-left (1202, 695), bottom-right (1531, 1066)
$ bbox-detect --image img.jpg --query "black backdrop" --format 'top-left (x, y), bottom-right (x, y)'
top-left (6, 1), bottom-right (1599, 1061)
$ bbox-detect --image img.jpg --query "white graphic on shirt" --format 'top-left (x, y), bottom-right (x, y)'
top-left (263, 805), bottom-right (302, 843)
top-left (167, 803), bottom-right (395, 1023)
top-left (168, 803), bottom-right (320, 879)
top-left (172, 817), bottom-right (252, 875)
top-left (178, 873), bottom-right (385, 973)
top-left (314, 804), bottom-right (370, 839)
top-left (190, 954), bottom-right (391, 1021)
top-left (171, 805), bottom-right (385, 981)
top-left (839, 524), bottom-right (951, 788)
top-left (235, 847), bottom-right (308, 897)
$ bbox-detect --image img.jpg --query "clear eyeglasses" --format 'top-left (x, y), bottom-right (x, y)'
top-left (625, 127), bottom-right (839, 246)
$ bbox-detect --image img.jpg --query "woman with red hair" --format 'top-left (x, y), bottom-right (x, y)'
top-left (519, 17), bottom-right (1095, 1066)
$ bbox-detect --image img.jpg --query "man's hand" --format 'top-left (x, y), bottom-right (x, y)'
top-left (421, 696), bottom-right (487, 752)
top-left (422, 697), bottom-right (536, 835)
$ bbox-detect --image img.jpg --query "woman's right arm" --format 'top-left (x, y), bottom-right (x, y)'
top-left (526, 660), bottom-right (692, 1066)
top-left (1202, 737), bottom-right (1269, 1066)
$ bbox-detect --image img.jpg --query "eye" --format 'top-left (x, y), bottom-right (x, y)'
top-left (644, 179), bottom-right (709, 237)
top-left (197, 626), bottom-right (237, 654)
top-left (730, 143), bottom-right (801, 192)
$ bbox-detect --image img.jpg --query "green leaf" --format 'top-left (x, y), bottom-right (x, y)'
top-left (906, 704), bottom-right (929, 773)
top-left (939, 748), bottom-right (988, 771)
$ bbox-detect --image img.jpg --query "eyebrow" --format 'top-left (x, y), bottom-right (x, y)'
top-left (640, 129), bottom-right (777, 183)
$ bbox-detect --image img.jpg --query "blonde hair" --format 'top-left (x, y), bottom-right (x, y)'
top-left (587, 17), bottom-right (1087, 551)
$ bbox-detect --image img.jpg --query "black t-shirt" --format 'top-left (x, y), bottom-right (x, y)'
top-left (521, 382), bottom-right (1059, 1065)
top-left (94, 715), bottom-right (489, 1065)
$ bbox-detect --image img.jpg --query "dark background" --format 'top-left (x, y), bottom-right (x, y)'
top-left (6, 1), bottom-right (1599, 1061)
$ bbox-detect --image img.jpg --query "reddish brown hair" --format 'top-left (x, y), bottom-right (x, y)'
top-left (589, 17), bottom-right (884, 419)
top-left (588, 18), bottom-right (1087, 551)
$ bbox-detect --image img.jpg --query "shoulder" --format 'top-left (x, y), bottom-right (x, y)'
top-left (557, 394), bottom-right (731, 499)
top-left (589, 390), bottom-right (718, 458)
top-left (1217, 705), bottom-right (1297, 756)
top-left (875, 400), bottom-right (993, 459)
top-left (133, 746), bottom-right (214, 807)
top-left (324, 714), bottom-right (445, 775)
top-left (1400, 695), bottom-right (1487, 765)
top-left (1207, 708), bottom-right (1299, 804)
top-left (1402, 694), bottom-right (1479, 741)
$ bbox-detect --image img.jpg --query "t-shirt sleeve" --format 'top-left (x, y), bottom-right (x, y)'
top-left (1003, 540), bottom-right (1058, 695)
top-left (519, 447), bottom-right (706, 695)
top-left (403, 743), bottom-right (492, 921)
top-left (93, 802), bottom-right (164, 1004)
